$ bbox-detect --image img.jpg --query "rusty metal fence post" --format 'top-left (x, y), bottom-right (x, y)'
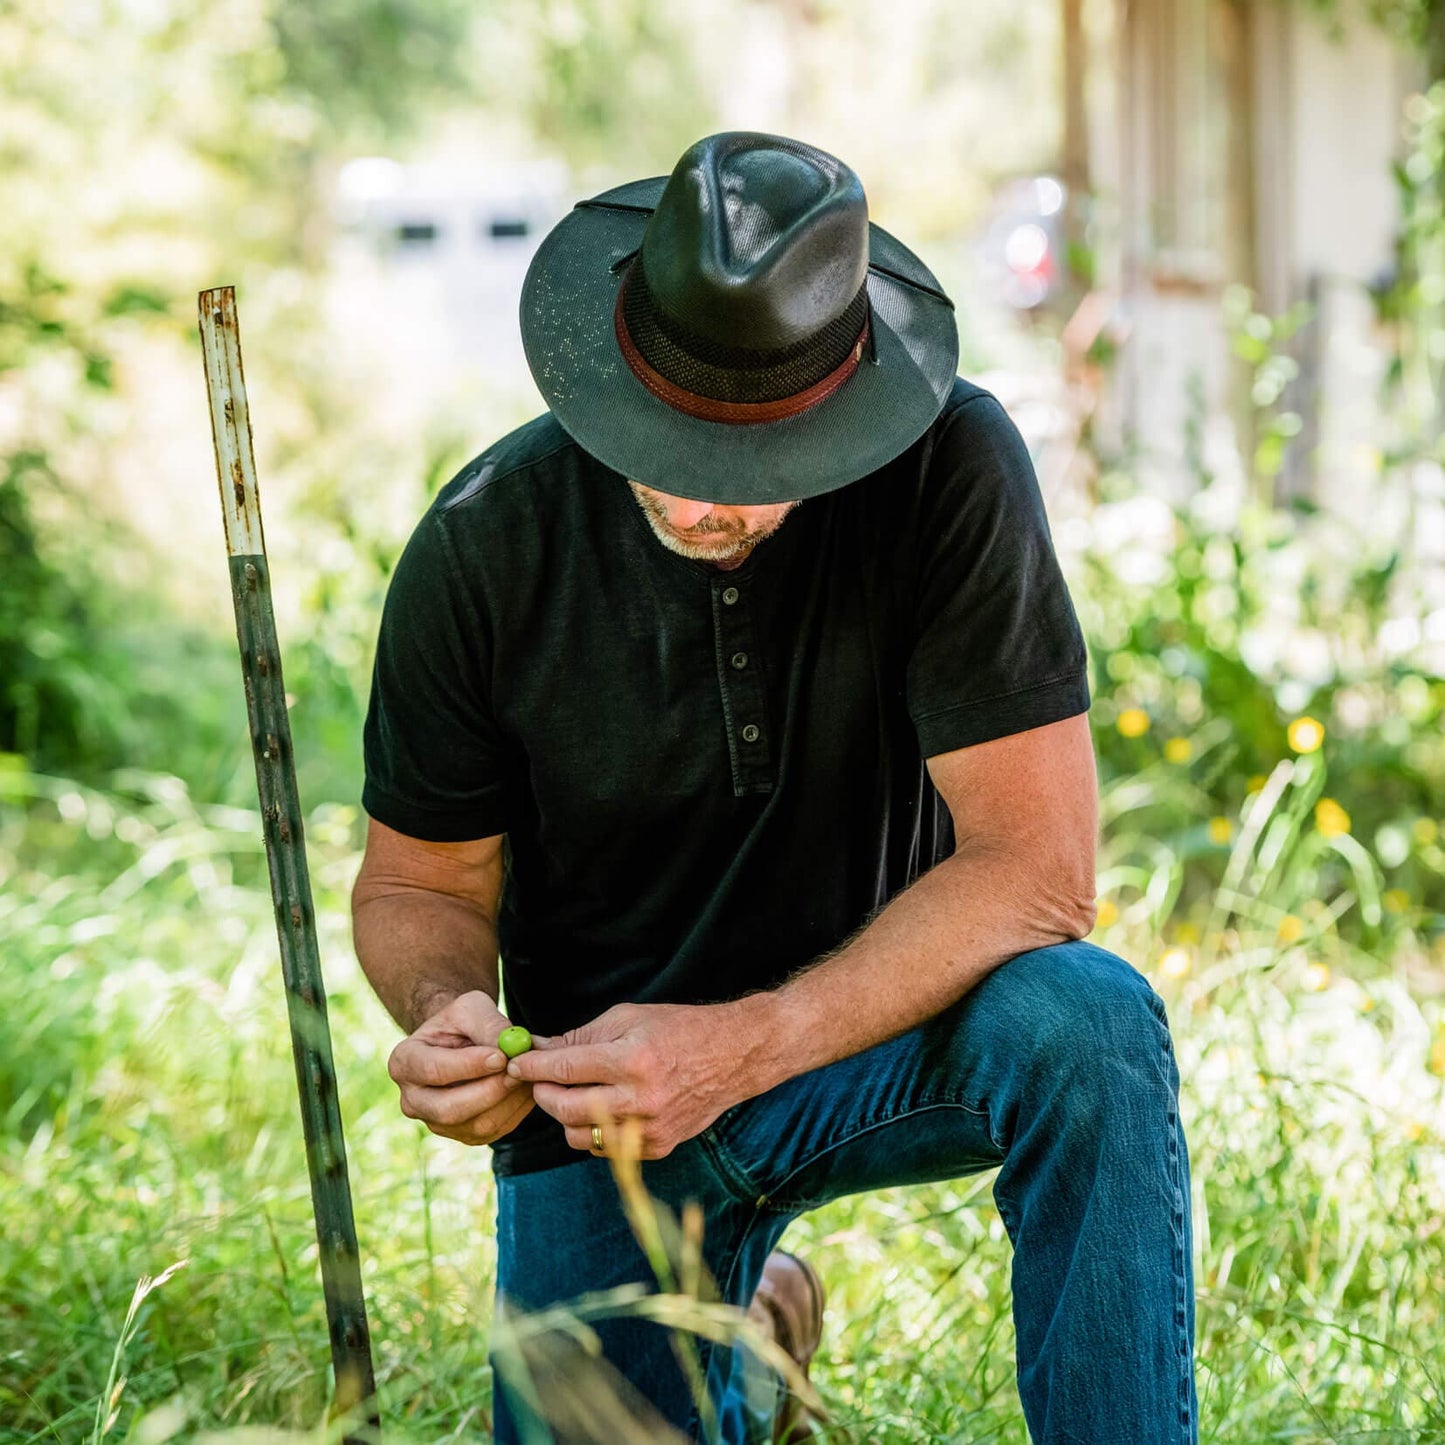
top-left (198, 286), bottom-right (380, 1441)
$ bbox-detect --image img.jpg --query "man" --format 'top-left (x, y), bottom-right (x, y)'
top-left (353, 132), bottom-right (1199, 1443)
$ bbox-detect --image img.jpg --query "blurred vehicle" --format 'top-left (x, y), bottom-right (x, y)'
top-left (332, 156), bottom-right (569, 377)
top-left (972, 173), bottom-right (1069, 313)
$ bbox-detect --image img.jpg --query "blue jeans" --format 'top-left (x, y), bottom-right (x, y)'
top-left (489, 941), bottom-right (1198, 1443)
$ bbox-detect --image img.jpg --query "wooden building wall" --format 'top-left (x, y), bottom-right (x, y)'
top-left (1098, 0), bottom-right (1423, 504)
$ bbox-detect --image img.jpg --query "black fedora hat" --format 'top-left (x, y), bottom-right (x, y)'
top-left (519, 131), bottom-right (960, 505)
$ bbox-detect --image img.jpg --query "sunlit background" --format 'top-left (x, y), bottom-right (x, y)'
top-left (2, 0), bottom-right (1443, 1440)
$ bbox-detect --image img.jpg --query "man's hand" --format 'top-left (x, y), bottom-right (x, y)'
top-left (504, 1000), bottom-right (758, 1159)
top-left (388, 990), bottom-right (546, 1147)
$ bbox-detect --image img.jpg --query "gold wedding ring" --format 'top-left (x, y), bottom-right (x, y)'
top-left (590, 1124), bottom-right (605, 1154)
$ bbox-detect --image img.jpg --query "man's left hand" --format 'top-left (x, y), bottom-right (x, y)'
top-left (504, 999), bottom-right (764, 1158)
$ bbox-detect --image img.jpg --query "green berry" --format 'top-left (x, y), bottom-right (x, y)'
top-left (496, 1026), bottom-right (533, 1059)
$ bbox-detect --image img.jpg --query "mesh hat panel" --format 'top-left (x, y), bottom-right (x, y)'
top-left (621, 257), bottom-right (869, 405)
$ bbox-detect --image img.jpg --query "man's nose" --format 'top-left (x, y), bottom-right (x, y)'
top-left (668, 499), bottom-right (716, 529)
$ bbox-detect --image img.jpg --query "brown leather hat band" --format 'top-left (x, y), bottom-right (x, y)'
top-left (613, 277), bottom-right (869, 426)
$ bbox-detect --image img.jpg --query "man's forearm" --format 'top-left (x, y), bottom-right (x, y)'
top-left (352, 890), bottom-right (500, 1034)
top-left (733, 842), bottom-right (1096, 1097)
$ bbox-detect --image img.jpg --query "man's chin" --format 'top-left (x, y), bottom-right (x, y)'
top-left (626, 483), bottom-right (760, 562)
top-left (655, 526), bottom-right (750, 562)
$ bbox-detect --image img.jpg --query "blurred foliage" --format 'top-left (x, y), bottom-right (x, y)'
top-left (268, 0), bottom-right (479, 145)
top-left (1221, 285), bottom-right (1315, 503)
top-left (0, 450), bottom-right (128, 766)
top-left (1082, 477), bottom-right (1445, 951)
top-left (0, 0), bottom-right (481, 789)
top-left (1076, 279), bottom-right (1444, 961)
top-left (1373, 81), bottom-right (1445, 453)
top-left (1299, 0), bottom-right (1445, 83)
top-left (478, 0), bottom-right (715, 176)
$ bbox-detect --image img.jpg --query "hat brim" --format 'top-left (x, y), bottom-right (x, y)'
top-left (519, 176), bottom-right (960, 505)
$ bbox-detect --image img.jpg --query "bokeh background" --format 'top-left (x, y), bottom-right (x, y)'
top-left (2, 0), bottom-right (1443, 1440)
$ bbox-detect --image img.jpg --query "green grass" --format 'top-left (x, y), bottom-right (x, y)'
top-left (1, 763), bottom-right (1443, 1443)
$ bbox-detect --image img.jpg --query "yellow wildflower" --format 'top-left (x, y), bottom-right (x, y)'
top-left (1302, 961), bottom-right (1330, 991)
top-left (1413, 817), bottom-right (1439, 847)
top-left (1246, 774), bottom-right (1267, 794)
top-left (1117, 708), bottom-right (1150, 739)
top-left (1382, 889), bottom-right (1410, 915)
top-left (1164, 737), bottom-right (1192, 764)
top-left (1277, 914), bottom-right (1305, 944)
top-left (1174, 921), bottom-right (1201, 945)
top-left (1404, 1120), bottom-right (1424, 1142)
top-left (1160, 946), bottom-right (1191, 978)
top-left (1095, 897), bottom-right (1119, 929)
top-left (1358, 994), bottom-right (1376, 1013)
top-left (1429, 1032), bottom-right (1445, 1078)
top-left (1314, 798), bottom-right (1351, 838)
top-left (1208, 816), bottom-right (1233, 846)
top-left (1288, 716), bottom-right (1325, 753)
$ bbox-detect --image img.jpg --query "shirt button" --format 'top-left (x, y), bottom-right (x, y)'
top-left (722, 586), bottom-right (740, 605)
top-left (731, 651), bottom-right (748, 670)
top-left (741, 724), bottom-right (760, 743)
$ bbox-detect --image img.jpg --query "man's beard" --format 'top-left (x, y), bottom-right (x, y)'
top-left (626, 482), bottom-right (798, 563)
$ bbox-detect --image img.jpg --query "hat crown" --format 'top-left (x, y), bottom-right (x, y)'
top-left (639, 132), bottom-right (870, 351)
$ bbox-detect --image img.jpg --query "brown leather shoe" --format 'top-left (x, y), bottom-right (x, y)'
top-left (746, 1249), bottom-right (828, 1443)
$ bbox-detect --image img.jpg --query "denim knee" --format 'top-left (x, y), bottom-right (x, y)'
top-left (976, 941), bottom-right (1176, 1134)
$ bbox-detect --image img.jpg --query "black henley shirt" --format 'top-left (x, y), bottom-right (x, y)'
top-left (361, 375), bottom-right (1091, 1177)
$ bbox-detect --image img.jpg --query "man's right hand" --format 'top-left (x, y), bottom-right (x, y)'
top-left (387, 990), bottom-right (542, 1147)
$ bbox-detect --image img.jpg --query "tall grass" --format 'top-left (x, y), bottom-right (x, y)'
top-left (2, 747), bottom-right (1442, 1442)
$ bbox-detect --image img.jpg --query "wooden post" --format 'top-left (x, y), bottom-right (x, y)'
top-left (198, 286), bottom-right (380, 1443)
top-left (1061, 0), bottom-right (1093, 299)
top-left (1216, 0), bottom-right (1264, 498)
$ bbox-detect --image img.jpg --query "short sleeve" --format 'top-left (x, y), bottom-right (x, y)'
top-left (361, 510), bottom-right (518, 841)
top-left (906, 393), bottom-right (1090, 758)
